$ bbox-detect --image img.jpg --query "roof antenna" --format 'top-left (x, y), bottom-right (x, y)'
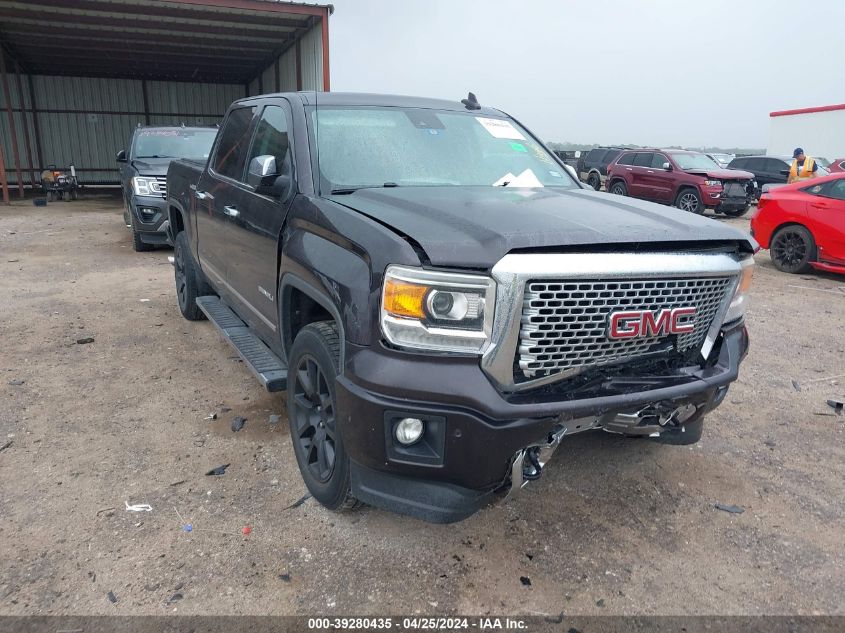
top-left (461, 92), bottom-right (481, 110)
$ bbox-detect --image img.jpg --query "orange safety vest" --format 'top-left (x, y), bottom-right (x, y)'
top-left (789, 157), bottom-right (815, 181)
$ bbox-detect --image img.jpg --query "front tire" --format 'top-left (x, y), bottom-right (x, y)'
top-left (720, 205), bottom-right (749, 217)
top-left (174, 231), bottom-right (206, 320)
top-left (288, 322), bottom-right (359, 513)
top-left (675, 188), bottom-right (703, 214)
top-left (770, 225), bottom-right (816, 274)
top-left (609, 181), bottom-right (627, 196)
top-left (587, 172), bottom-right (601, 190)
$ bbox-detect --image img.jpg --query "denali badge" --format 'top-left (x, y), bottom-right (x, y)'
top-left (608, 307), bottom-right (696, 339)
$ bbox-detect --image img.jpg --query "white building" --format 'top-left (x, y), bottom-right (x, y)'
top-left (768, 104), bottom-right (845, 161)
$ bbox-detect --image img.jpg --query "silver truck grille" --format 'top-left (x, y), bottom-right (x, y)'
top-left (153, 176), bottom-right (167, 198)
top-left (518, 276), bottom-right (734, 379)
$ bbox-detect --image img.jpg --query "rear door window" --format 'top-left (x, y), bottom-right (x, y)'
top-left (603, 150), bottom-right (622, 165)
top-left (586, 149), bottom-right (605, 163)
top-left (728, 158), bottom-right (746, 169)
top-left (764, 158), bottom-right (788, 175)
top-left (633, 152), bottom-right (653, 167)
top-left (745, 158), bottom-right (766, 172)
top-left (616, 152), bottom-right (635, 166)
top-left (211, 106), bottom-right (256, 182)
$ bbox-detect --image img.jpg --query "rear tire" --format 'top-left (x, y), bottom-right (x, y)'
top-left (770, 225), bottom-right (816, 274)
top-left (720, 205), bottom-right (749, 217)
top-left (609, 181), bottom-right (627, 196)
top-left (288, 322), bottom-right (360, 513)
top-left (587, 172), bottom-right (601, 190)
top-left (174, 231), bottom-right (206, 320)
top-left (675, 188), bottom-right (703, 214)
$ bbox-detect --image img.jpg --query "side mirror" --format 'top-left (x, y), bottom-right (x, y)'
top-left (248, 154), bottom-right (292, 198)
top-left (116, 150), bottom-right (127, 163)
top-left (779, 169), bottom-right (790, 176)
top-left (662, 162), bottom-right (672, 171)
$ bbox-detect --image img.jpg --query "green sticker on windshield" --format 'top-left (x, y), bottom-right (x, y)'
top-left (509, 142), bottom-right (527, 153)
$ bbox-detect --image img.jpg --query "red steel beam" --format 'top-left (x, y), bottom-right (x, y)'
top-left (38, 0), bottom-right (309, 28)
top-left (0, 52), bottom-right (24, 197)
top-left (14, 60), bottom-right (36, 187)
top-left (10, 40), bottom-right (270, 62)
top-left (321, 8), bottom-right (330, 91)
top-left (161, 0), bottom-right (326, 17)
top-left (25, 68), bottom-right (249, 83)
top-left (20, 50), bottom-right (260, 70)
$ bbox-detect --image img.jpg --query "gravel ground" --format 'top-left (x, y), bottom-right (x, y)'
top-left (0, 195), bottom-right (843, 617)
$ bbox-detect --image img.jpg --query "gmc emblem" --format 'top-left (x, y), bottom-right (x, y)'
top-left (608, 307), bottom-right (697, 339)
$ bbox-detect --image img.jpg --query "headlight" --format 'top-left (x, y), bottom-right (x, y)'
top-left (132, 177), bottom-right (164, 196)
top-left (703, 180), bottom-right (722, 187)
top-left (723, 257), bottom-right (754, 323)
top-left (380, 265), bottom-right (495, 353)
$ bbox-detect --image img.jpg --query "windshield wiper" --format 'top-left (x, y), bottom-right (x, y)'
top-left (136, 155), bottom-right (174, 159)
top-left (330, 183), bottom-right (400, 195)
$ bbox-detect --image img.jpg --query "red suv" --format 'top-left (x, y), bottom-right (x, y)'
top-left (606, 149), bottom-right (755, 216)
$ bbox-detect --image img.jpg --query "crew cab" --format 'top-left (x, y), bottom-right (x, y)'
top-left (117, 126), bottom-right (217, 251)
top-left (167, 92), bottom-right (755, 523)
top-left (607, 149), bottom-right (755, 216)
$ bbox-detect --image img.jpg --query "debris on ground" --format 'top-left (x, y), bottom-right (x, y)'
top-left (241, 526), bottom-right (252, 535)
top-left (278, 573), bottom-right (291, 583)
top-left (764, 440), bottom-right (776, 448)
top-left (125, 501), bottom-right (153, 512)
top-left (231, 416), bottom-right (246, 432)
top-left (269, 414), bottom-right (281, 425)
top-left (107, 591), bottom-right (118, 604)
top-left (139, 299), bottom-right (151, 303)
top-left (204, 413), bottom-right (217, 420)
top-left (791, 379), bottom-right (801, 392)
top-left (205, 464), bottom-right (230, 476)
top-left (76, 337), bottom-right (95, 345)
top-left (7, 379), bottom-right (25, 386)
top-left (284, 493), bottom-right (311, 510)
top-left (827, 399), bottom-right (844, 416)
top-left (714, 502), bottom-right (745, 514)
top-left (169, 592), bottom-right (183, 602)
top-left (220, 406), bottom-right (232, 413)
top-left (182, 524), bottom-right (193, 532)
top-left (95, 507), bottom-right (115, 517)
top-left (520, 576), bottom-right (531, 586)
top-left (169, 480), bottom-right (186, 487)
top-left (596, 599), bottom-right (606, 607)
top-left (0, 440), bottom-right (12, 453)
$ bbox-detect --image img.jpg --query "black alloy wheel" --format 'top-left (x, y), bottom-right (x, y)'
top-left (770, 225), bottom-right (816, 274)
top-left (291, 353), bottom-right (338, 484)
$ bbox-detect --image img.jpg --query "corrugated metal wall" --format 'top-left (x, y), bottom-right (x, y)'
top-left (246, 22), bottom-right (324, 97)
top-left (0, 76), bottom-right (243, 186)
top-left (1, 21), bottom-right (326, 188)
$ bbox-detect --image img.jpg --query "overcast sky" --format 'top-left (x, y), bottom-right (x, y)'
top-left (327, 0), bottom-right (844, 148)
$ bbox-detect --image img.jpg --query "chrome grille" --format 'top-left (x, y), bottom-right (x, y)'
top-left (153, 176), bottom-right (167, 198)
top-left (518, 276), bottom-right (734, 380)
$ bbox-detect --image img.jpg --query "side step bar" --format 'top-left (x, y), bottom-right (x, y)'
top-left (195, 296), bottom-right (288, 392)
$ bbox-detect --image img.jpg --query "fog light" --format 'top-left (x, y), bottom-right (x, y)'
top-left (395, 417), bottom-right (424, 445)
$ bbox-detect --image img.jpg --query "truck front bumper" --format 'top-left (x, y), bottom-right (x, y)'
top-left (336, 321), bottom-right (749, 523)
top-left (129, 194), bottom-right (170, 245)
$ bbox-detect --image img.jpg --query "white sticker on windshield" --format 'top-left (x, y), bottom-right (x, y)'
top-left (476, 117), bottom-right (525, 140)
top-left (492, 169), bottom-right (544, 188)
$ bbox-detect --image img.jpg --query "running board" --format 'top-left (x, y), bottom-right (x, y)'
top-left (195, 296), bottom-right (287, 392)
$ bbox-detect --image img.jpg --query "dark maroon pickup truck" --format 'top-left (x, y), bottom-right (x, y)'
top-left (166, 91), bottom-right (755, 522)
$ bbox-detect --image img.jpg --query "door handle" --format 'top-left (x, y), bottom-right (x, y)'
top-left (195, 190), bottom-right (209, 200)
top-left (626, 168), bottom-right (632, 171)
top-left (647, 170), bottom-right (654, 174)
top-left (810, 202), bottom-right (828, 209)
top-left (223, 205), bottom-right (240, 218)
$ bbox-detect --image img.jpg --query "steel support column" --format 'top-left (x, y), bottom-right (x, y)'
top-left (320, 9), bottom-right (330, 91)
top-left (0, 52), bottom-right (24, 196)
top-left (14, 61), bottom-right (37, 187)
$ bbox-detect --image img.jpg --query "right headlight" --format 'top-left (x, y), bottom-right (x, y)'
top-left (723, 256), bottom-right (755, 323)
top-left (380, 265), bottom-right (496, 354)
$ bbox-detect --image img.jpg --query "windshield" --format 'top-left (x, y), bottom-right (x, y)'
top-left (670, 152), bottom-right (721, 170)
top-left (310, 106), bottom-right (577, 193)
top-left (133, 129), bottom-right (217, 160)
top-left (815, 157), bottom-right (830, 167)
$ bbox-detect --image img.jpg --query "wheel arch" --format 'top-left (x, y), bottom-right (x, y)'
top-left (279, 275), bottom-right (346, 367)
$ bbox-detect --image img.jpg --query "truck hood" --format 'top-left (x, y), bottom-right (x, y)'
top-left (130, 157), bottom-right (174, 176)
top-left (684, 168), bottom-right (754, 180)
top-left (329, 186), bottom-right (754, 269)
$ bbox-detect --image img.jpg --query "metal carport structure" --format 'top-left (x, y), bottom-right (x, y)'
top-left (0, 0), bottom-right (332, 203)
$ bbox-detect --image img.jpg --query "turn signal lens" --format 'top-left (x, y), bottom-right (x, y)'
top-left (737, 261), bottom-right (754, 294)
top-left (383, 279), bottom-right (427, 319)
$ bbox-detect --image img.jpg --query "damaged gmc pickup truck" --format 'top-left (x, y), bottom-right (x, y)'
top-left (167, 92), bottom-right (755, 523)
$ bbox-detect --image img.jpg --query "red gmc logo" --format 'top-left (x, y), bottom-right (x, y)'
top-left (608, 307), bottom-right (697, 339)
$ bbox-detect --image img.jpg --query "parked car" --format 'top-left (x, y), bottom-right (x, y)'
top-left (706, 153), bottom-right (735, 169)
top-left (167, 92), bottom-right (755, 523)
top-left (750, 173), bottom-right (845, 275)
top-left (829, 158), bottom-right (845, 173)
top-left (117, 126), bottom-right (217, 251)
top-left (576, 147), bottom-right (624, 190)
top-left (606, 149), bottom-right (755, 216)
top-left (728, 155), bottom-right (830, 197)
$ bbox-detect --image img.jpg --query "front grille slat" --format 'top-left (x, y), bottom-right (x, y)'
top-left (153, 176), bottom-right (167, 198)
top-left (518, 276), bottom-right (734, 380)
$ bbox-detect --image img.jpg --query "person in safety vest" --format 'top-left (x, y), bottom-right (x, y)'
top-left (788, 147), bottom-right (818, 183)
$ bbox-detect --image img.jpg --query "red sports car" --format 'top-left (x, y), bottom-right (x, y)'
top-left (828, 158), bottom-right (845, 173)
top-left (750, 173), bottom-right (845, 275)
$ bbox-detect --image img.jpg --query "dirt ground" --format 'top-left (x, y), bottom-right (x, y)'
top-left (1, 194), bottom-right (843, 617)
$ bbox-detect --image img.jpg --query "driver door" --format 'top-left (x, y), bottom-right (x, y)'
top-left (224, 100), bottom-right (296, 345)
